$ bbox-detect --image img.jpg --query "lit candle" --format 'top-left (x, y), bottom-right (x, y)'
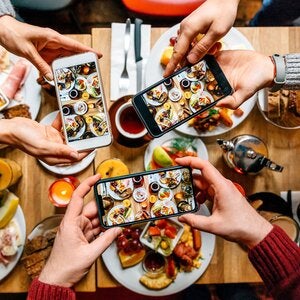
top-left (48, 177), bottom-right (79, 207)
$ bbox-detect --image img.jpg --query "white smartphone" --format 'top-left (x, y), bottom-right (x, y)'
top-left (52, 52), bottom-right (112, 151)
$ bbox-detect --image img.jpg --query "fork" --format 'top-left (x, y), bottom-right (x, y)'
top-left (119, 18), bottom-right (131, 94)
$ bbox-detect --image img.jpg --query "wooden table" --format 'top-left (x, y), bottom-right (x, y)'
top-left (0, 34), bottom-right (96, 293)
top-left (0, 26), bottom-right (299, 293)
top-left (92, 26), bottom-right (300, 288)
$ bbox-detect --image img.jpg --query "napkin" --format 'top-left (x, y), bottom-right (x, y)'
top-left (110, 22), bottom-right (151, 100)
top-left (280, 191), bottom-right (300, 225)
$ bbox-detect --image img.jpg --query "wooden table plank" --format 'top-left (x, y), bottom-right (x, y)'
top-left (92, 26), bottom-right (300, 288)
top-left (0, 34), bottom-right (96, 293)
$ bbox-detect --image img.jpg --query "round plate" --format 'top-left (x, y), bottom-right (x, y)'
top-left (158, 188), bottom-right (173, 201)
top-left (101, 204), bottom-right (216, 296)
top-left (150, 200), bottom-right (178, 217)
top-left (145, 25), bottom-right (256, 137)
top-left (107, 205), bottom-right (134, 226)
top-left (38, 111), bottom-right (96, 175)
top-left (56, 68), bottom-right (75, 92)
top-left (27, 215), bottom-right (63, 240)
top-left (0, 206), bottom-right (26, 281)
top-left (144, 85), bottom-right (168, 107)
top-left (189, 91), bottom-right (214, 113)
top-left (158, 169), bottom-right (182, 189)
top-left (0, 53), bottom-right (41, 120)
top-left (144, 131), bottom-right (209, 170)
top-left (86, 72), bottom-right (101, 98)
top-left (133, 187), bottom-right (148, 203)
top-left (64, 114), bottom-right (86, 141)
top-left (107, 179), bottom-right (134, 200)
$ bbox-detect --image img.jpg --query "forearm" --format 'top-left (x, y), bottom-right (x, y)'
top-left (27, 278), bottom-right (76, 300)
top-left (248, 226), bottom-right (300, 299)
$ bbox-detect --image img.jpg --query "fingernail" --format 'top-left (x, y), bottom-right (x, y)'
top-left (45, 72), bottom-right (53, 81)
top-left (70, 151), bottom-right (79, 160)
top-left (187, 53), bottom-right (199, 63)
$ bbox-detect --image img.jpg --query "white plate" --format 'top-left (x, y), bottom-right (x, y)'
top-left (101, 204), bottom-right (216, 296)
top-left (0, 206), bottom-right (26, 281)
top-left (145, 25), bottom-right (256, 137)
top-left (38, 111), bottom-right (96, 175)
top-left (151, 200), bottom-right (178, 217)
top-left (107, 178), bottom-right (134, 201)
top-left (107, 204), bottom-right (134, 226)
top-left (0, 53), bottom-right (41, 120)
top-left (144, 131), bottom-right (209, 170)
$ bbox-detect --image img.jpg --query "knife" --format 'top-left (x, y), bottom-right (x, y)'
top-left (134, 18), bottom-right (143, 93)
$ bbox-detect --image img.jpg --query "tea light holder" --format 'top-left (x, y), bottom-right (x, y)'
top-left (48, 177), bottom-right (80, 207)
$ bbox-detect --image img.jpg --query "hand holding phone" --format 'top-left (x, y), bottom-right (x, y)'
top-left (52, 52), bottom-right (112, 151)
top-left (94, 166), bottom-right (198, 228)
top-left (133, 55), bottom-right (233, 137)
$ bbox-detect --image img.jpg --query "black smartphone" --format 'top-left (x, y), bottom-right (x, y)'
top-left (132, 55), bottom-right (233, 137)
top-left (94, 166), bottom-right (198, 228)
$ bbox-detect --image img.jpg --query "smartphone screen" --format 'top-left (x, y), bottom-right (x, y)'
top-left (53, 53), bottom-right (111, 151)
top-left (95, 166), bottom-right (197, 228)
top-left (133, 55), bottom-right (232, 137)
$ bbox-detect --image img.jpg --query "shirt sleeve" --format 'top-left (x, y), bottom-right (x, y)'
top-left (284, 53), bottom-right (300, 90)
top-left (27, 278), bottom-right (76, 300)
top-left (248, 225), bottom-right (300, 300)
top-left (0, 0), bottom-right (15, 17)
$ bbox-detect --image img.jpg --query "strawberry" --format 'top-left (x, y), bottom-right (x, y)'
top-left (148, 226), bottom-right (161, 236)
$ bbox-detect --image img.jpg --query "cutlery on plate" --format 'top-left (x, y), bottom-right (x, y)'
top-left (134, 18), bottom-right (143, 93)
top-left (119, 18), bottom-right (131, 94)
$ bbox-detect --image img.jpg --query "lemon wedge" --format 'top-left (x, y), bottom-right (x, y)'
top-left (0, 190), bottom-right (19, 228)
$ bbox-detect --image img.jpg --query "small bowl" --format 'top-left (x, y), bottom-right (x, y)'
top-left (140, 218), bottom-right (184, 256)
top-left (257, 89), bottom-right (300, 129)
top-left (142, 251), bottom-right (166, 278)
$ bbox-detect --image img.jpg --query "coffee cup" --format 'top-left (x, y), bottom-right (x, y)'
top-left (115, 102), bottom-right (147, 139)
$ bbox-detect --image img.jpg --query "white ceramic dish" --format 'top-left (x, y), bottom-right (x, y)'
top-left (0, 206), bottom-right (26, 281)
top-left (101, 204), bottom-right (216, 296)
top-left (144, 130), bottom-right (209, 170)
top-left (139, 218), bottom-right (184, 256)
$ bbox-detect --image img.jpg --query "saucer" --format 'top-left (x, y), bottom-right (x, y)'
top-left (109, 95), bottom-right (152, 148)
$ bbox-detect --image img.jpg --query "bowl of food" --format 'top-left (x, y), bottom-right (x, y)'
top-left (140, 218), bottom-right (184, 256)
top-left (257, 88), bottom-right (300, 129)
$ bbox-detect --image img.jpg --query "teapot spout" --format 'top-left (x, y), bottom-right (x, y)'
top-left (260, 157), bottom-right (284, 172)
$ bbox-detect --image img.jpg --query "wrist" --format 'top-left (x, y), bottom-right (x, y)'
top-left (0, 15), bottom-right (15, 45)
top-left (0, 119), bottom-right (13, 145)
top-left (242, 217), bottom-right (273, 249)
top-left (39, 261), bottom-right (73, 288)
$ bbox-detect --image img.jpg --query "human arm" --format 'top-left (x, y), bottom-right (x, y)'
top-left (176, 156), bottom-right (273, 247)
top-left (0, 15), bottom-right (101, 80)
top-left (27, 175), bottom-right (121, 299)
top-left (176, 156), bottom-right (300, 299)
top-left (164, 0), bottom-right (240, 77)
top-left (248, 225), bottom-right (300, 299)
top-left (0, 115), bottom-right (89, 165)
top-left (215, 51), bottom-right (300, 109)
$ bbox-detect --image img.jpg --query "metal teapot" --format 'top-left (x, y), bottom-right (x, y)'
top-left (217, 134), bottom-right (283, 174)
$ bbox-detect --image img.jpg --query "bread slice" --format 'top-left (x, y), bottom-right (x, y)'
top-left (118, 249), bottom-right (146, 268)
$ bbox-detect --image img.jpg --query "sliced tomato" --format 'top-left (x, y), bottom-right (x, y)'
top-left (155, 219), bottom-right (167, 229)
top-left (164, 225), bottom-right (177, 239)
top-left (148, 226), bottom-right (161, 236)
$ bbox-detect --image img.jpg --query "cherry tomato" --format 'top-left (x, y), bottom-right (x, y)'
top-left (169, 36), bottom-right (177, 46)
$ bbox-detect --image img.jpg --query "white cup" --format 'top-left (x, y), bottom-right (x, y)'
top-left (115, 102), bottom-right (147, 139)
